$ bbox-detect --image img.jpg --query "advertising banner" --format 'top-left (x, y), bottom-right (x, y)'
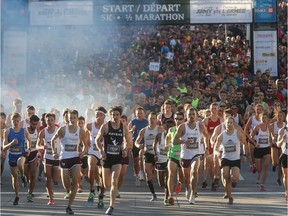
top-left (94, 0), bottom-right (190, 25)
top-left (30, 1), bottom-right (93, 25)
top-left (254, 0), bottom-right (276, 23)
top-left (189, 0), bottom-right (253, 23)
top-left (253, 30), bottom-right (278, 77)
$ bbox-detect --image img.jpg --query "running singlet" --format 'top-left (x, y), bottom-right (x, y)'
top-left (207, 117), bottom-right (221, 134)
top-left (256, 126), bottom-right (270, 148)
top-left (143, 126), bottom-right (159, 155)
top-left (180, 122), bottom-right (201, 159)
top-left (281, 127), bottom-right (288, 155)
top-left (8, 128), bottom-right (26, 158)
top-left (167, 127), bottom-right (181, 160)
top-left (156, 133), bottom-right (168, 163)
top-left (88, 122), bottom-right (102, 158)
top-left (60, 125), bottom-right (80, 160)
top-left (104, 122), bottom-right (123, 156)
top-left (26, 129), bottom-right (38, 152)
top-left (131, 119), bottom-right (148, 143)
top-left (44, 127), bottom-right (59, 160)
top-left (221, 129), bottom-right (240, 160)
top-left (160, 112), bottom-right (175, 126)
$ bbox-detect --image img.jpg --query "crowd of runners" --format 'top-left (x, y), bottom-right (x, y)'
top-left (1, 3), bottom-right (287, 215)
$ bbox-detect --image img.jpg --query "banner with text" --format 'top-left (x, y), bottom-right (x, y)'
top-left (94, 0), bottom-right (190, 24)
top-left (253, 30), bottom-right (278, 77)
top-left (30, 1), bottom-right (93, 25)
top-left (254, 0), bottom-right (276, 23)
top-left (189, 0), bottom-right (253, 23)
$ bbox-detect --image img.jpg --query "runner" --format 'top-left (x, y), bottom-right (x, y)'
top-left (244, 104), bottom-right (263, 173)
top-left (271, 111), bottom-right (285, 185)
top-left (6, 98), bottom-right (22, 127)
top-left (214, 116), bottom-right (247, 204)
top-left (173, 107), bottom-right (209, 204)
top-left (86, 107), bottom-right (107, 208)
top-left (117, 114), bottom-right (133, 198)
top-left (3, 112), bottom-right (31, 205)
top-left (276, 114), bottom-right (288, 200)
top-left (96, 106), bottom-right (131, 215)
top-left (37, 113), bottom-right (60, 205)
top-left (202, 102), bottom-right (223, 191)
top-left (135, 112), bottom-right (164, 201)
top-left (128, 106), bottom-right (148, 185)
top-left (153, 119), bottom-right (175, 206)
top-left (165, 111), bottom-right (185, 205)
top-left (51, 109), bottom-right (87, 215)
top-left (0, 112), bottom-right (8, 183)
top-left (250, 112), bottom-right (273, 191)
top-left (24, 114), bottom-right (40, 202)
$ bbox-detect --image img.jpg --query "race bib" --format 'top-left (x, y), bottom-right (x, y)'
top-left (187, 137), bottom-right (198, 149)
top-left (107, 144), bottom-right (120, 155)
top-left (259, 138), bottom-right (268, 145)
top-left (31, 141), bottom-right (37, 149)
top-left (93, 144), bottom-right (98, 151)
top-left (46, 147), bottom-right (52, 154)
top-left (10, 146), bottom-right (22, 153)
top-left (225, 145), bottom-right (236, 153)
top-left (64, 144), bottom-right (77, 152)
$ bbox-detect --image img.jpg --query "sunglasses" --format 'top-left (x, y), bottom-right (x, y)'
top-left (175, 118), bottom-right (184, 121)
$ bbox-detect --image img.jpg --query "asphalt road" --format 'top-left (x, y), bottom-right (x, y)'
top-left (1, 157), bottom-right (287, 216)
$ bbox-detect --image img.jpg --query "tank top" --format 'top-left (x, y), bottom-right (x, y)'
top-left (251, 115), bottom-right (261, 130)
top-left (8, 128), bottom-right (26, 155)
top-left (256, 126), bottom-right (270, 148)
top-left (28, 129), bottom-right (38, 152)
top-left (143, 125), bottom-right (159, 155)
top-left (233, 114), bottom-right (239, 125)
top-left (221, 129), bottom-right (240, 160)
top-left (156, 133), bottom-right (168, 163)
top-left (180, 122), bottom-right (201, 159)
top-left (160, 112), bottom-right (175, 126)
top-left (281, 127), bottom-right (288, 155)
top-left (60, 125), bottom-right (80, 159)
top-left (88, 122), bottom-right (102, 158)
top-left (131, 119), bottom-right (148, 143)
top-left (273, 122), bottom-right (284, 142)
top-left (207, 117), bottom-right (221, 135)
top-left (104, 122), bottom-right (123, 156)
top-left (167, 127), bottom-right (181, 160)
top-left (44, 127), bottom-right (58, 160)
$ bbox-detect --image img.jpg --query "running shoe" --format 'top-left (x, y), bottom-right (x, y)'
top-left (98, 195), bottom-right (104, 209)
top-left (116, 191), bottom-right (121, 198)
top-left (13, 197), bottom-right (19, 205)
top-left (168, 196), bottom-right (175, 205)
top-left (189, 195), bottom-right (196, 204)
top-left (105, 206), bottom-right (114, 215)
top-left (194, 192), bottom-right (198, 198)
top-left (139, 171), bottom-right (145, 181)
top-left (27, 194), bottom-right (33, 202)
top-left (202, 181), bottom-right (208, 188)
top-left (87, 192), bottom-right (95, 203)
top-left (260, 184), bottom-right (265, 192)
top-left (164, 199), bottom-right (170, 206)
top-left (228, 197), bottom-right (233, 205)
top-left (47, 199), bottom-right (55, 205)
top-left (21, 176), bottom-right (28, 188)
top-left (256, 179), bottom-right (260, 184)
top-left (77, 184), bottom-right (83, 193)
top-left (213, 178), bottom-right (220, 188)
top-left (211, 183), bottom-right (217, 191)
top-left (150, 193), bottom-right (157, 201)
top-left (64, 192), bottom-right (70, 199)
top-left (249, 164), bottom-right (253, 172)
top-left (185, 189), bottom-right (191, 200)
top-left (66, 206), bottom-right (74, 215)
top-left (175, 182), bottom-right (182, 194)
top-left (223, 194), bottom-right (228, 199)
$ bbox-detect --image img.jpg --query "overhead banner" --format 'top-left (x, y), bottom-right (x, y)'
top-left (253, 30), bottom-right (278, 77)
top-left (189, 0), bottom-right (253, 23)
top-left (254, 0), bottom-right (276, 23)
top-left (30, 1), bottom-right (93, 25)
top-left (94, 0), bottom-right (190, 24)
